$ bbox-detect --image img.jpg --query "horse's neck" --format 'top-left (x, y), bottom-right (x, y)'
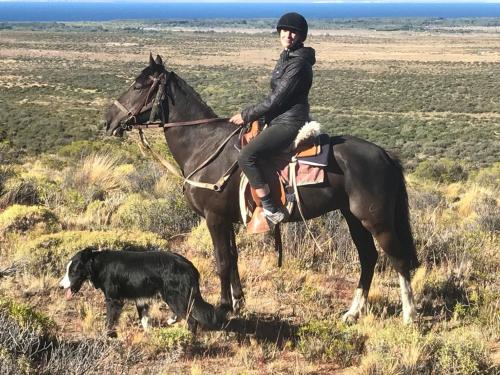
top-left (164, 76), bottom-right (235, 173)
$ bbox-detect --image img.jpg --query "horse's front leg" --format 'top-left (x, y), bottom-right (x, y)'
top-left (206, 213), bottom-right (243, 312)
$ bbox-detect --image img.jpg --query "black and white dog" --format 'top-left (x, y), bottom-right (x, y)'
top-left (59, 247), bottom-right (227, 336)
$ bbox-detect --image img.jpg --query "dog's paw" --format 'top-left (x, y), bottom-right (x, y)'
top-left (167, 314), bottom-right (178, 326)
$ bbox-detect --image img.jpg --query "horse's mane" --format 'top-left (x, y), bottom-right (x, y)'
top-left (171, 72), bottom-right (217, 117)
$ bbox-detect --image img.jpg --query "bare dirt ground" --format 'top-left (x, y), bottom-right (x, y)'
top-left (0, 28), bottom-right (498, 71)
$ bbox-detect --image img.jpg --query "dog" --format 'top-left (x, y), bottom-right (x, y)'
top-left (59, 247), bottom-right (227, 336)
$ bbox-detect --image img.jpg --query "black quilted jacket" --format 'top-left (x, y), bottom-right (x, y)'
top-left (241, 43), bottom-right (316, 128)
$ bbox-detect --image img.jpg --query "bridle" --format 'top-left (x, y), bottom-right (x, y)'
top-left (113, 70), bottom-right (172, 132)
top-left (111, 69), bottom-right (240, 192)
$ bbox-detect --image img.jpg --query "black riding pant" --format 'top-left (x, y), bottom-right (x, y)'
top-left (238, 123), bottom-right (300, 188)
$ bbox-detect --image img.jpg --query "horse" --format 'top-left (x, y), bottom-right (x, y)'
top-left (104, 54), bottom-right (419, 324)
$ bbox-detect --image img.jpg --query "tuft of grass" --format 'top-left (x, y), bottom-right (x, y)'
top-left (65, 153), bottom-right (132, 204)
top-left (0, 177), bottom-right (41, 209)
top-left (297, 319), bottom-right (365, 367)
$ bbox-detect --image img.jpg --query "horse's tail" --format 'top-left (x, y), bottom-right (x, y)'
top-left (389, 154), bottom-right (419, 270)
top-left (190, 293), bottom-right (228, 330)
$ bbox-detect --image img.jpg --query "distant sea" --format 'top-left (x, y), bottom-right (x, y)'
top-left (0, 2), bottom-right (500, 22)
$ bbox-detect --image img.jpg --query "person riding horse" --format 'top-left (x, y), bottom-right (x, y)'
top-left (230, 12), bottom-right (316, 224)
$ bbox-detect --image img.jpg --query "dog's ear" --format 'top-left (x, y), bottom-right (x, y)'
top-left (79, 246), bottom-right (97, 264)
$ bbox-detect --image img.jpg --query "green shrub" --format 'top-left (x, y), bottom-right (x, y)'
top-left (147, 326), bottom-right (192, 356)
top-left (413, 159), bottom-right (468, 184)
top-left (0, 298), bottom-right (56, 336)
top-left (112, 193), bottom-right (198, 239)
top-left (0, 205), bottom-right (60, 237)
top-left (469, 162), bottom-right (499, 190)
top-left (297, 319), bottom-right (365, 366)
top-left (434, 327), bottom-right (496, 375)
top-left (13, 230), bottom-right (168, 274)
top-left (57, 139), bottom-right (142, 164)
top-left (360, 322), bottom-right (433, 375)
top-left (186, 220), bottom-right (213, 256)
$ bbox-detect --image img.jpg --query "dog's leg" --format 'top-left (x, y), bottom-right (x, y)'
top-left (105, 299), bottom-right (123, 337)
top-left (136, 302), bottom-right (150, 331)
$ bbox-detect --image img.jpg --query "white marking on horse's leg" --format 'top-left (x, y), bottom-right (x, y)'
top-left (342, 288), bottom-right (368, 323)
top-left (59, 261), bottom-right (72, 289)
top-left (398, 273), bottom-right (416, 324)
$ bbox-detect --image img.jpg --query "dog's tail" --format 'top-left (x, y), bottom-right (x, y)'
top-left (190, 293), bottom-right (229, 330)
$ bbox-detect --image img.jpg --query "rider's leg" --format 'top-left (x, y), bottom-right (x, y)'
top-left (238, 124), bottom-right (299, 223)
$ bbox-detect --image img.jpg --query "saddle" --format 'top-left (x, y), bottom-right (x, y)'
top-left (238, 121), bottom-right (330, 234)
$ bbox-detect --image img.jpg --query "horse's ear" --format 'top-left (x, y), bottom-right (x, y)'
top-left (155, 55), bottom-right (163, 66)
top-left (149, 52), bottom-right (156, 67)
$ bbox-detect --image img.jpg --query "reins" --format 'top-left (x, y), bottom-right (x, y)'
top-left (113, 71), bottom-right (241, 191)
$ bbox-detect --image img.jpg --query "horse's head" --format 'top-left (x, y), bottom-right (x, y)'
top-left (105, 53), bottom-right (170, 136)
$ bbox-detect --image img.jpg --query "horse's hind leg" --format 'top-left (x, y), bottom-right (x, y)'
top-left (374, 230), bottom-right (416, 324)
top-left (341, 209), bottom-right (378, 323)
top-left (229, 225), bottom-right (244, 312)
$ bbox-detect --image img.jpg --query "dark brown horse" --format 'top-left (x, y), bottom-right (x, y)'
top-left (105, 55), bottom-right (419, 324)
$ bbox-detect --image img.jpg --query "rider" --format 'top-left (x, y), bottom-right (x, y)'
top-left (230, 12), bottom-right (316, 224)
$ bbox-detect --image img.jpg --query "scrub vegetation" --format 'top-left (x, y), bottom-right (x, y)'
top-left (0, 19), bottom-right (498, 373)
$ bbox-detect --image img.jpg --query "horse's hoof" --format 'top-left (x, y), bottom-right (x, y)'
top-left (232, 297), bottom-right (245, 314)
top-left (342, 312), bottom-right (359, 325)
top-left (106, 330), bottom-right (118, 338)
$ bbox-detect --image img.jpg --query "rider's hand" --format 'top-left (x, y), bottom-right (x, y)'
top-left (229, 113), bottom-right (245, 126)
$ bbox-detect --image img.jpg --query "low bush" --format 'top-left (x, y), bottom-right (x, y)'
top-left (0, 205), bottom-right (60, 238)
top-left (413, 159), bottom-right (468, 184)
top-left (112, 193), bottom-right (198, 240)
top-left (297, 319), bottom-right (365, 366)
top-left (0, 306), bottom-right (129, 374)
top-left (146, 326), bottom-right (192, 358)
top-left (0, 298), bottom-right (56, 336)
top-left (469, 162), bottom-right (499, 190)
top-left (434, 327), bottom-right (496, 375)
top-left (359, 322), bottom-right (433, 374)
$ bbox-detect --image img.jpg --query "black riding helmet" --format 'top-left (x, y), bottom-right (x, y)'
top-left (276, 12), bottom-right (308, 41)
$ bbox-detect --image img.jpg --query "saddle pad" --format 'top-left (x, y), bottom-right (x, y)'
top-left (296, 133), bottom-right (330, 167)
top-left (280, 163), bottom-right (325, 186)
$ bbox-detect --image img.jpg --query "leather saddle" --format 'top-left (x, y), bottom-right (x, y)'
top-left (238, 120), bottom-right (329, 234)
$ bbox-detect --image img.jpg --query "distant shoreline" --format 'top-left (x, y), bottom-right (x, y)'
top-left (1, 2), bottom-right (500, 22)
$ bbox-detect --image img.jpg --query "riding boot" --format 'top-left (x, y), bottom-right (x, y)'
top-left (261, 194), bottom-right (288, 224)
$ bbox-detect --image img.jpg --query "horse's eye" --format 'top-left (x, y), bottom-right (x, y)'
top-left (133, 83), bottom-right (143, 90)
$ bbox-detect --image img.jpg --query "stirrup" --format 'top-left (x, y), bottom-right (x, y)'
top-left (263, 207), bottom-right (288, 225)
